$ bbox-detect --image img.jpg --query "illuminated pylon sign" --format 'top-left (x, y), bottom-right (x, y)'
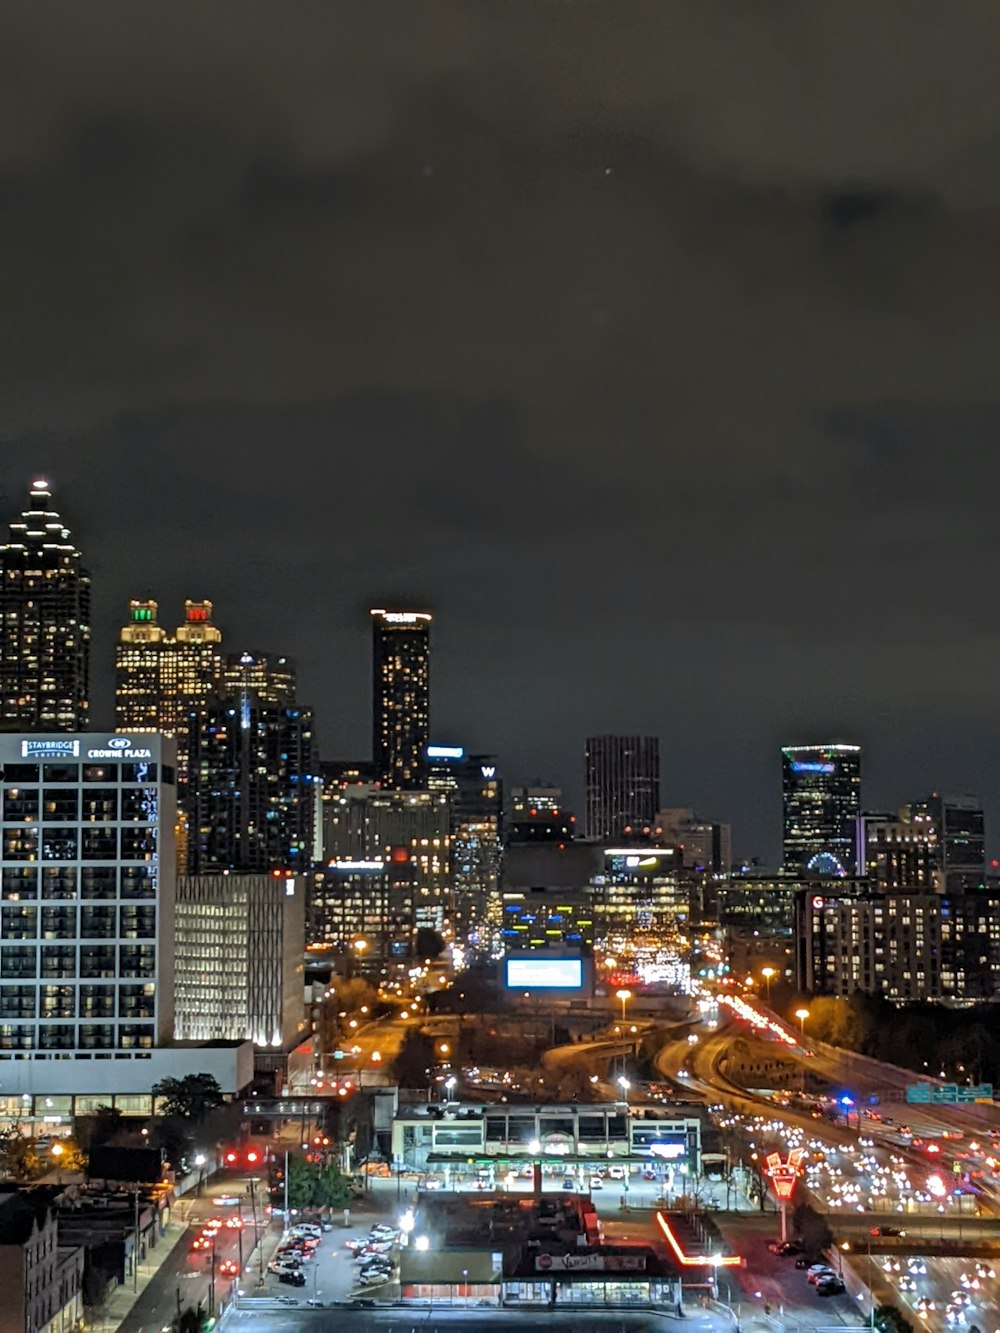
top-left (766, 1148), bottom-right (806, 1201)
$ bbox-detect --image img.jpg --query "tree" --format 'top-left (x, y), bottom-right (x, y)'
top-left (313, 1161), bottom-right (352, 1210)
top-left (0, 1127), bottom-right (41, 1180)
top-left (874, 1305), bottom-right (913, 1333)
top-left (415, 927), bottom-right (445, 960)
top-left (152, 1074), bottom-right (226, 1121)
top-left (173, 1305), bottom-right (210, 1333)
top-left (392, 1030), bottom-right (436, 1088)
top-left (285, 1154), bottom-right (319, 1211)
top-left (792, 1201), bottom-right (832, 1256)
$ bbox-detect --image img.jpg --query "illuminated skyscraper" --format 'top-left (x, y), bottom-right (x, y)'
top-left (222, 650), bottom-right (296, 705)
top-left (0, 480), bottom-right (91, 732)
top-left (585, 735), bottom-right (660, 840)
top-left (371, 608), bottom-right (431, 790)
top-left (782, 743), bottom-right (861, 874)
top-left (116, 599), bottom-right (223, 754)
top-left (187, 698), bottom-right (316, 875)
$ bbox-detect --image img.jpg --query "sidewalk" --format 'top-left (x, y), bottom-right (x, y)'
top-left (86, 1220), bottom-right (189, 1332)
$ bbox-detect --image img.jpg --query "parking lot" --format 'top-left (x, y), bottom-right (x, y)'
top-left (251, 1210), bottom-right (405, 1304)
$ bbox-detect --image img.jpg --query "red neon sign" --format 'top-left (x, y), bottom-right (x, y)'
top-left (766, 1148), bottom-right (805, 1201)
top-left (656, 1212), bottom-right (742, 1268)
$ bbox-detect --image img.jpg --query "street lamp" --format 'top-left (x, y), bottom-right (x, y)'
top-left (617, 1075), bottom-right (630, 1104)
top-left (50, 1142), bottom-right (65, 1185)
top-left (795, 1008), bottom-right (810, 1093)
top-left (761, 967), bottom-right (776, 1004)
top-left (615, 988), bottom-right (632, 1023)
top-left (444, 1076), bottom-right (456, 1102)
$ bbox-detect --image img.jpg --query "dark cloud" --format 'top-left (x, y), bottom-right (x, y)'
top-left (3, 2), bottom-right (1000, 858)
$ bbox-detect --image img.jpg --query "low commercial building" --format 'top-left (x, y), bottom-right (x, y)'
top-left (398, 1193), bottom-right (735, 1307)
top-left (391, 1101), bottom-right (701, 1182)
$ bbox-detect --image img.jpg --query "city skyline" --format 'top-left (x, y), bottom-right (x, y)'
top-left (0, 475), bottom-right (994, 867)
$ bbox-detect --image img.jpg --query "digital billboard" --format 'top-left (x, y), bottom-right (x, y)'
top-left (504, 956), bottom-right (583, 990)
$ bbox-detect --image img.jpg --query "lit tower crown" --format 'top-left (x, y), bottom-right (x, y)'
top-left (0, 478), bottom-right (91, 732)
top-left (371, 608), bottom-right (432, 790)
top-left (115, 600), bottom-right (167, 732)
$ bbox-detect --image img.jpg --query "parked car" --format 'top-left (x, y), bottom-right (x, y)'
top-left (278, 1270), bottom-right (306, 1288)
top-left (607, 1165), bottom-right (625, 1180)
top-left (358, 1270), bottom-right (390, 1286)
top-left (589, 1175), bottom-right (604, 1190)
top-left (291, 1224), bottom-right (322, 1239)
top-left (767, 1240), bottom-right (801, 1256)
top-left (561, 1178), bottom-right (576, 1191)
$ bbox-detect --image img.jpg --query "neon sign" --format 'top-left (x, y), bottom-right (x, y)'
top-left (766, 1148), bottom-right (805, 1200)
top-left (791, 761), bottom-right (836, 774)
top-left (655, 1213), bottom-right (742, 1267)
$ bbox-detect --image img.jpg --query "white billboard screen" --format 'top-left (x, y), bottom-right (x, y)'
top-left (505, 957), bottom-right (583, 989)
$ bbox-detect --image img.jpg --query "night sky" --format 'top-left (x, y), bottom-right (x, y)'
top-left (3, 3), bottom-right (1000, 864)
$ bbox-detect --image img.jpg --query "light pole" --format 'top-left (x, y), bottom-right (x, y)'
top-left (761, 967), bottom-right (775, 1005)
top-left (50, 1141), bottom-right (65, 1185)
top-left (193, 1152), bottom-right (206, 1196)
top-left (794, 1008), bottom-right (809, 1093)
top-left (617, 1075), bottom-right (630, 1104)
top-left (615, 988), bottom-right (632, 1024)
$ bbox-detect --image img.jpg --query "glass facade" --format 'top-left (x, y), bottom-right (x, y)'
top-left (782, 744), bottom-right (861, 874)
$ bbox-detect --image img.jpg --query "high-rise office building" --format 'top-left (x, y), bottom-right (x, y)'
top-left (371, 609), bottom-right (431, 790)
top-left (425, 745), bottom-right (503, 949)
top-left (0, 732), bottom-right (176, 1073)
top-left (0, 481), bottom-right (91, 733)
top-left (507, 786), bottom-right (576, 844)
top-left (903, 794), bottom-right (986, 894)
top-left (115, 599), bottom-right (224, 778)
top-left (187, 699), bottom-right (316, 876)
top-left (314, 785), bottom-right (451, 956)
top-left (856, 810), bottom-right (938, 893)
top-left (173, 873), bottom-right (306, 1050)
top-left (221, 650), bottom-right (296, 705)
top-left (656, 808), bottom-right (732, 875)
top-left (781, 743), bottom-right (861, 875)
top-left (585, 735), bottom-right (660, 840)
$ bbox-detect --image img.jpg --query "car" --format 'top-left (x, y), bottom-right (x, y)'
top-left (358, 1270), bottom-right (390, 1286)
top-left (218, 1259), bottom-right (240, 1278)
top-left (360, 1259), bottom-right (393, 1275)
top-left (807, 1266), bottom-right (836, 1284)
top-left (269, 1262), bottom-right (301, 1277)
top-left (871, 1225), bottom-right (905, 1237)
top-left (817, 1277), bottom-right (845, 1297)
top-left (360, 1239), bottom-right (392, 1254)
top-left (291, 1224), bottom-right (322, 1239)
top-left (589, 1175), bottom-right (604, 1190)
top-left (607, 1165), bottom-right (625, 1180)
top-left (794, 1256), bottom-right (815, 1270)
top-left (345, 1238), bottom-right (368, 1252)
top-left (422, 1177), bottom-right (445, 1191)
top-left (369, 1224), bottom-right (396, 1238)
top-left (191, 1237), bottom-right (212, 1251)
top-left (898, 1277), bottom-right (916, 1293)
top-left (561, 1178), bottom-right (576, 1190)
top-left (767, 1240), bottom-right (801, 1255)
top-left (278, 1270), bottom-right (306, 1287)
top-left (213, 1195), bottom-right (241, 1207)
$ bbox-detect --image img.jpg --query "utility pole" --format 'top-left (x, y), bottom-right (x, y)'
top-left (133, 1187), bottom-right (140, 1292)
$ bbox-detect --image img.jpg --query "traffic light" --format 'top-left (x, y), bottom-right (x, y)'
top-left (246, 1148), bottom-right (260, 1166)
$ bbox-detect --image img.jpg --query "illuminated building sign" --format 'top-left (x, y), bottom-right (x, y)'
top-left (330, 859), bottom-right (385, 872)
top-left (427, 745), bottom-right (464, 760)
top-left (21, 739), bottom-right (80, 759)
top-left (504, 957), bottom-right (583, 990)
top-left (766, 1148), bottom-right (805, 1200)
top-left (649, 1142), bottom-right (687, 1160)
top-left (535, 1253), bottom-right (646, 1272)
top-left (906, 1082), bottom-right (993, 1105)
top-left (85, 737), bottom-right (154, 760)
top-left (481, 765), bottom-right (496, 779)
top-left (791, 761), bottom-right (836, 774)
